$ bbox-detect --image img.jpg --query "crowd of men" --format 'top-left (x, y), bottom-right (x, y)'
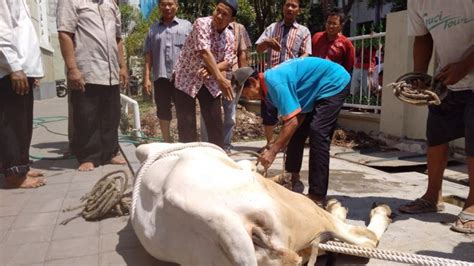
top-left (0, 0), bottom-right (472, 233)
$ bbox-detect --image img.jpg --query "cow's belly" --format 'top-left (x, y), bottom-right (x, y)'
top-left (131, 147), bottom-right (277, 265)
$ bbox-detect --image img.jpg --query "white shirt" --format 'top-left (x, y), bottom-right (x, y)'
top-left (408, 0), bottom-right (474, 91)
top-left (0, 0), bottom-right (44, 79)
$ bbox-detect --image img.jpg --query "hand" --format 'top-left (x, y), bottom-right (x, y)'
top-left (143, 78), bottom-right (152, 96)
top-left (259, 147), bottom-right (277, 170)
top-left (119, 67), bottom-right (129, 89)
top-left (266, 38), bottom-right (281, 52)
top-left (217, 77), bottom-right (234, 101)
top-left (435, 62), bottom-right (469, 86)
top-left (33, 79), bottom-right (41, 89)
top-left (198, 67), bottom-right (210, 79)
top-left (10, 70), bottom-right (29, 95)
top-left (67, 68), bottom-right (85, 92)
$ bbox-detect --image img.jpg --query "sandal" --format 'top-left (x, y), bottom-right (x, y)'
top-left (450, 211), bottom-right (474, 234)
top-left (399, 198), bottom-right (445, 214)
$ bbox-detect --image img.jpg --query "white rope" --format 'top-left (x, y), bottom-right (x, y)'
top-left (320, 241), bottom-right (474, 265)
top-left (130, 142), bottom-right (224, 219)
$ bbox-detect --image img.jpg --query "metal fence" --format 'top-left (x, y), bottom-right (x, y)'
top-left (346, 32), bottom-right (385, 113)
top-left (247, 32), bottom-right (385, 113)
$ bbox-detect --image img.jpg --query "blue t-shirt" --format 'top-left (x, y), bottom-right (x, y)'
top-left (263, 57), bottom-right (350, 120)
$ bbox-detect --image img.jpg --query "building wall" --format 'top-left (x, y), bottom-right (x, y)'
top-left (27, 0), bottom-right (56, 100)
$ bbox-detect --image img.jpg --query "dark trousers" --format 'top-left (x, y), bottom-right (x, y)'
top-left (154, 78), bottom-right (175, 121)
top-left (70, 84), bottom-right (121, 166)
top-left (0, 76), bottom-right (34, 177)
top-left (285, 87), bottom-right (349, 197)
top-left (174, 87), bottom-right (224, 148)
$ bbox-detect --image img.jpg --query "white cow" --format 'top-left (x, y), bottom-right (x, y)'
top-left (131, 142), bottom-right (391, 266)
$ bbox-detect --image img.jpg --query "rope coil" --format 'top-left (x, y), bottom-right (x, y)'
top-left (389, 72), bottom-right (447, 106)
top-left (60, 170), bottom-right (130, 225)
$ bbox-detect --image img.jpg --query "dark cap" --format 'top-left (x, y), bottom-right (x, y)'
top-left (219, 0), bottom-right (238, 16)
top-left (231, 67), bottom-right (255, 103)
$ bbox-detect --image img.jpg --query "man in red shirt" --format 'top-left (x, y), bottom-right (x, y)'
top-left (312, 8), bottom-right (355, 72)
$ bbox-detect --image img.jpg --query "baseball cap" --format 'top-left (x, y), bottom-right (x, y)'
top-left (220, 0), bottom-right (238, 16)
top-left (231, 67), bottom-right (256, 103)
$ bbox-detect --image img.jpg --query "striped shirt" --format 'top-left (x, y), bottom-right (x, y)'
top-left (256, 21), bottom-right (312, 68)
top-left (144, 18), bottom-right (192, 81)
top-left (173, 16), bottom-right (235, 98)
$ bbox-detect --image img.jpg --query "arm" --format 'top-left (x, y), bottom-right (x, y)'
top-left (199, 49), bottom-right (233, 100)
top-left (436, 46), bottom-right (474, 85)
top-left (58, 31), bottom-right (85, 91)
top-left (344, 40), bottom-right (355, 72)
top-left (238, 49), bottom-right (249, 67)
top-left (0, 1), bottom-right (29, 95)
top-left (256, 25), bottom-right (280, 53)
top-left (143, 52), bottom-right (153, 95)
top-left (256, 38), bottom-right (281, 53)
top-left (259, 113), bottom-right (305, 169)
top-left (413, 34), bottom-right (433, 73)
top-left (117, 38), bottom-right (129, 88)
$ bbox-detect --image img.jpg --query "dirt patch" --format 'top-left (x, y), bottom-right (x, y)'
top-left (131, 100), bottom-right (384, 149)
top-left (331, 128), bottom-right (386, 149)
top-left (136, 103), bottom-right (265, 143)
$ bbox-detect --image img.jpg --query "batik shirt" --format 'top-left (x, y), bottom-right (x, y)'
top-left (256, 21), bottom-right (311, 68)
top-left (173, 16), bottom-right (235, 98)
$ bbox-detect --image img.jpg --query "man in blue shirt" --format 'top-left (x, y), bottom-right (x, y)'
top-left (233, 57), bottom-right (350, 205)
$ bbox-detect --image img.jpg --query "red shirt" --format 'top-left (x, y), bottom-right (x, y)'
top-left (311, 31), bottom-right (355, 72)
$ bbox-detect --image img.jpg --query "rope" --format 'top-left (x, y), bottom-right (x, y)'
top-left (388, 72), bottom-right (446, 106)
top-left (60, 170), bottom-right (130, 225)
top-left (319, 241), bottom-right (474, 265)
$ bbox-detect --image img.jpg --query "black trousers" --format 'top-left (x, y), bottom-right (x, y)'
top-left (285, 87), bottom-right (349, 197)
top-left (0, 76), bottom-right (34, 177)
top-left (154, 78), bottom-right (175, 121)
top-left (70, 84), bottom-right (121, 166)
top-left (174, 87), bottom-right (224, 148)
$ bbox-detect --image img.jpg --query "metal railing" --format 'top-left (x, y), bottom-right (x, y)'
top-left (120, 94), bottom-right (142, 138)
top-left (346, 32), bottom-right (385, 113)
top-left (247, 32), bottom-right (385, 113)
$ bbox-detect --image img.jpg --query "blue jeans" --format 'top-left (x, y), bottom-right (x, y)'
top-left (201, 99), bottom-right (236, 150)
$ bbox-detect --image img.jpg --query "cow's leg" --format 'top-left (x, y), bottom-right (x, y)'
top-left (330, 204), bottom-right (391, 248)
top-left (367, 204), bottom-right (392, 243)
top-left (326, 198), bottom-right (348, 222)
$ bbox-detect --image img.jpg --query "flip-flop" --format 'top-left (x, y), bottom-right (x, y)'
top-left (450, 211), bottom-right (474, 234)
top-left (399, 198), bottom-right (445, 214)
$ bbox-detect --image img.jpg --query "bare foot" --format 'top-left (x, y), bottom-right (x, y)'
top-left (110, 155), bottom-right (126, 165)
top-left (27, 170), bottom-right (44, 177)
top-left (78, 162), bottom-right (95, 171)
top-left (3, 175), bottom-right (47, 189)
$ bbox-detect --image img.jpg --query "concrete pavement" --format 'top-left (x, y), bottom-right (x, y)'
top-left (0, 97), bottom-right (472, 265)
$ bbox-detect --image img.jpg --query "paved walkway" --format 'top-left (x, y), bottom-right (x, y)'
top-left (0, 97), bottom-right (473, 265)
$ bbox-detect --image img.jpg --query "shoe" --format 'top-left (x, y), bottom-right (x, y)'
top-left (399, 198), bottom-right (445, 214)
top-left (450, 211), bottom-right (474, 234)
